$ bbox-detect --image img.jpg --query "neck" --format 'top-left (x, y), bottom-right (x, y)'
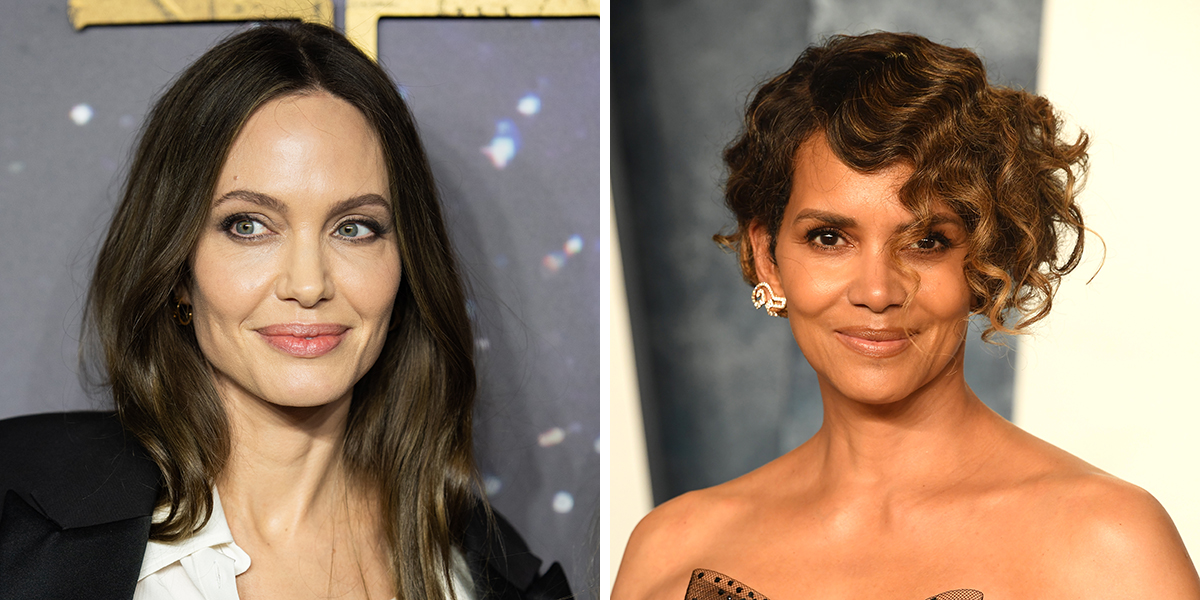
top-left (809, 344), bottom-right (1005, 492)
top-left (216, 387), bottom-right (355, 541)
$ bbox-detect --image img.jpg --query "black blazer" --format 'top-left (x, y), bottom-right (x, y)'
top-left (0, 412), bottom-right (570, 600)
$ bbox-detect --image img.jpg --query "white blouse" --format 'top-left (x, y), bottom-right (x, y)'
top-left (134, 490), bottom-right (475, 600)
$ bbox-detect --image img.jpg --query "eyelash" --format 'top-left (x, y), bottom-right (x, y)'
top-left (221, 214), bottom-right (270, 240)
top-left (332, 218), bottom-right (388, 242)
top-left (803, 227), bottom-right (954, 254)
top-left (219, 213), bottom-right (390, 243)
top-left (805, 227), bottom-right (847, 249)
top-left (909, 231), bottom-right (953, 253)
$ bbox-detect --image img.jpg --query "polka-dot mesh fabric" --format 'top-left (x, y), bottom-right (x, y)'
top-left (684, 569), bottom-right (984, 600)
top-left (928, 590), bottom-right (985, 600)
top-left (685, 570), bottom-right (768, 600)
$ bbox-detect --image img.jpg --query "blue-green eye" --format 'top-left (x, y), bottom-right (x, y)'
top-left (231, 219), bottom-right (266, 237)
top-left (336, 221), bottom-right (376, 240)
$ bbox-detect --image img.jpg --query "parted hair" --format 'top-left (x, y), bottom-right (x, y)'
top-left (717, 32), bottom-right (1090, 339)
top-left (84, 23), bottom-right (476, 599)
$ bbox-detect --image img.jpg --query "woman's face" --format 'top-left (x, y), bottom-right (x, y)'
top-left (183, 91), bottom-right (400, 410)
top-left (752, 136), bottom-right (972, 405)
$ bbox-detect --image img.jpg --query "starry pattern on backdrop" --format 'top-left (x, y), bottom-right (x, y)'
top-left (0, 5), bottom-right (597, 595)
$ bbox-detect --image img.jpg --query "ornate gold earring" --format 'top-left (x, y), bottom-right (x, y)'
top-left (172, 301), bottom-right (193, 326)
top-left (751, 282), bottom-right (787, 318)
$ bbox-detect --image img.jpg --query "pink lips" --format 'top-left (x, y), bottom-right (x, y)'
top-left (256, 323), bottom-right (348, 358)
top-left (835, 328), bottom-right (912, 358)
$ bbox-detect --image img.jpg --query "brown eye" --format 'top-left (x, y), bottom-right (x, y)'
top-left (806, 228), bottom-right (845, 247)
top-left (909, 233), bottom-right (950, 251)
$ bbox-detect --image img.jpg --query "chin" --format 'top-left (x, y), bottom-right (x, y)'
top-left (837, 386), bottom-right (915, 406)
top-left (266, 391), bottom-right (349, 409)
top-left (252, 369), bottom-right (359, 409)
top-left (208, 347), bottom-right (369, 411)
top-left (287, 384), bottom-right (356, 408)
top-left (822, 369), bottom-right (927, 405)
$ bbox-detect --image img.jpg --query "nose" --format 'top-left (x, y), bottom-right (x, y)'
top-left (845, 249), bottom-right (907, 313)
top-left (276, 234), bottom-right (333, 307)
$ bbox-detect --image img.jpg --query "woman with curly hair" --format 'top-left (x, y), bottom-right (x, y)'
top-left (613, 32), bottom-right (1199, 600)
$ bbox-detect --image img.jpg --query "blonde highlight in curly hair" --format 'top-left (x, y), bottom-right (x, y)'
top-left (717, 32), bottom-right (1091, 341)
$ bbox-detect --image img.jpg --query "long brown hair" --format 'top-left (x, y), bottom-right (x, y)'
top-left (719, 32), bottom-right (1090, 340)
top-left (83, 23), bottom-right (477, 599)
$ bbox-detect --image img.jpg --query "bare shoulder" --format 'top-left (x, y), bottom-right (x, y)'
top-left (1009, 433), bottom-right (1200, 597)
top-left (612, 476), bottom-right (762, 600)
top-left (1047, 472), bottom-right (1199, 597)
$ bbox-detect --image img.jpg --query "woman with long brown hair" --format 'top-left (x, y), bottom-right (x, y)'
top-left (613, 32), bottom-right (1199, 599)
top-left (0, 23), bottom-right (567, 600)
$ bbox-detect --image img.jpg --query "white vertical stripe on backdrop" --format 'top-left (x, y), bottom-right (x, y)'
top-left (608, 200), bottom-right (655, 591)
top-left (1016, 0), bottom-right (1200, 558)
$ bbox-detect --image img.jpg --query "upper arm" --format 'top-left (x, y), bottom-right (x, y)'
top-left (1057, 479), bottom-right (1200, 598)
top-left (612, 495), bottom-right (708, 600)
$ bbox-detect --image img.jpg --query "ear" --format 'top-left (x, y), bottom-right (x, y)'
top-left (748, 220), bottom-right (783, 292)
top-left (175, 284), bottom-right (191, 305)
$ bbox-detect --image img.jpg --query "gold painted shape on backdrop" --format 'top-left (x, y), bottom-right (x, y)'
top-left (344, 0), bottom-right (600, 59)
top-left (69, 0), bottom-right (334, 29)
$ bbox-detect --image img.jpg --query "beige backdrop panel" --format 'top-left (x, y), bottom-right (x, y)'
top-left (1016, 0), bottom-right (1200, 557)
top-left (608, 201), bottom-right (654, 590)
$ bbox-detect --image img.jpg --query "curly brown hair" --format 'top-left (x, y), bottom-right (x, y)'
top-left (717, 32), bottom-right (1091, 340)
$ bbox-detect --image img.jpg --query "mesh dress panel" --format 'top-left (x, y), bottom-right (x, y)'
top-left (684, 569), bottom-right (983, 600)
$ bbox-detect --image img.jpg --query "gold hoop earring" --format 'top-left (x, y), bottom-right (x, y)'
top-left (172, 301), bottom-right (193, 326)
top-left (751, 282), bottom-right (787, 318)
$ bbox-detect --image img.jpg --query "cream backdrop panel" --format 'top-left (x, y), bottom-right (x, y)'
top-left (1016, 0), bottom-right (1200, 556)
top-left (609, 201), bottom-right (653, 588)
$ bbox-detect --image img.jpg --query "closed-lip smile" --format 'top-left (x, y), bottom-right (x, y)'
top-left (835, 327), bottom-right (912, 358)
top-left (256, 323), bottom-right (349, 358)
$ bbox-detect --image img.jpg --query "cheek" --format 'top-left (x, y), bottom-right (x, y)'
top-left (778, 261), bottom-right (843, 358)
top-left (778, 258), bottom-right (844, 315)
top-left (335, 248), bottom-right (402, 323)
top-left (188, 242), bottom-right (276, 327)
top-left (915, 265), bottom-right (973, 319)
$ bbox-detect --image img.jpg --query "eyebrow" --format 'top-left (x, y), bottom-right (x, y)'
top-left (793, 209), bottom-right (856, 229)
top-left (212, 190), bottom-right (392, 217)
top-left (792, 208), bottom-right (964, 234)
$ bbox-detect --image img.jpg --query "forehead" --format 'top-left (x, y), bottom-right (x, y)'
top-left (787, 135), bottom-right (915, 223)
top-left (215, 91), bottom-right (388, 203)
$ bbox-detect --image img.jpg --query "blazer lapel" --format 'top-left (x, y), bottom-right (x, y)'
top-left (462, 501), bottom-right (573, 600)
top-left (0, 490), bottom-right (152, 600)
top-left (0, 412), bottom-right (161, 600)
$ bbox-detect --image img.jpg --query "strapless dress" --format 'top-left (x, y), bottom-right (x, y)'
top-left (685, 569), bottom-right (983, 600)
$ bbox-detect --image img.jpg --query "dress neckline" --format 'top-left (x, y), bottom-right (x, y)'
top-left (685, 568), bottom-right (984, 600)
